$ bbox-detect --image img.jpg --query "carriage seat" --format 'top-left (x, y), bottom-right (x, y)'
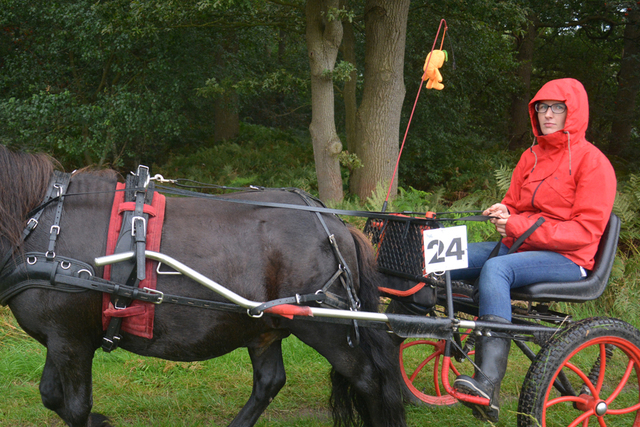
top-left (509, 213), bottom-right (620, 303)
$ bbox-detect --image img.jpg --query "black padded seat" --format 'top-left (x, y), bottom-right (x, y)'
top-left (510, 213), bottom-right (620, 303)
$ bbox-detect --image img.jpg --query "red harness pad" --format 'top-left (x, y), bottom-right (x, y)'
top-left (102, 183), bottom-right (166, 339)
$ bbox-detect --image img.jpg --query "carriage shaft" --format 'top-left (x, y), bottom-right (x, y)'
top-left (95, 251), bottom-right (556, 340)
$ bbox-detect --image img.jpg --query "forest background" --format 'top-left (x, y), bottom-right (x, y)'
top-left (2, 2), bottom-right (640, 425)
top-left (1, 1), bottom-right (640, 313)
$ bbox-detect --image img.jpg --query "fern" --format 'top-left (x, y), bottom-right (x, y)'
top-left (629, 174), bottom-right (640, 204)
top-left (494, 165), bottom-right (513, 193)
top-left (364, 181), bottom-right (391, 212)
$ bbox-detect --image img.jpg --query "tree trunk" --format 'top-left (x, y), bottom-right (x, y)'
top-left (214, 32), bottom-right (240, 142)
top-left (608, 8), bottom-right (640, 156)
top-left (351, 0), bottom-right (409, 201)
top-left (214, 89), bottom-right (240, 142)
top-left (341, 8), bottom-right (357, 154)
top-left (508, 16), bottom-right (537, 151)
top-left (306, 0), bottom-right (344, 203)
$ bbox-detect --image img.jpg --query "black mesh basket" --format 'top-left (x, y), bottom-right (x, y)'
top-left (364, 216), bottom-right (439, 281)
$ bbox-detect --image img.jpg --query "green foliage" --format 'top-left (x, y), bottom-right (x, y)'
top-left (494, 165), bottom-right (514, 193)
top-left (614, 174), bottom-right (640, 250)
top-left (154, 123), bottom-right (317, 192)
top-left (325, 7), bottom-right (355, 24)
top-left (337, 150), bottom-right (362, 172)
top-left (321, 60), bottom-right (357, 83)
top-left (0, 0), bottom-right (311, 171)
top-left (198, 70), bottom-right (309, 99)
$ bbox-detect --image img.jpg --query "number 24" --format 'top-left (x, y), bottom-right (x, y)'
top-left (427, 237), bottom-right (465, 264)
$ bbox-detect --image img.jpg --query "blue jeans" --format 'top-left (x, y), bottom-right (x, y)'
top-left (450, 242), bottom-right (584, 321)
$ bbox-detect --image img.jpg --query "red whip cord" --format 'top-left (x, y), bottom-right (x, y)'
top-left (382, 19), bottom-right (448, 212)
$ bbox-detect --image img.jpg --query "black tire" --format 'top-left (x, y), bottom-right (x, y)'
top-left (517, 317), bottom-right (640, 427)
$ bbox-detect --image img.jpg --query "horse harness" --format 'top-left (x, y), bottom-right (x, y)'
top-left (0, 168), bottom-right (363, 350)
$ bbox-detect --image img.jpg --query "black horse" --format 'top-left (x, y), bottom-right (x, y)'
top-left (0, 145), bottom-right (406, 427)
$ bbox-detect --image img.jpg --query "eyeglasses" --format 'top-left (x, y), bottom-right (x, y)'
top-left (535, 102), bottom-right (567, 114)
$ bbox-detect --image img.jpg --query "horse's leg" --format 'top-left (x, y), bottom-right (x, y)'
top-left (40, 351), bottom-right (64, 413)
top-left (40, 342), bottom-right (109, 427)
top-left (228, 334), bottom-right (288, 427)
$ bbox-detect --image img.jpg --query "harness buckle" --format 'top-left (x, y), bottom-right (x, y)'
top-left (135, 165), bottom-right (150, 189)
top-left (131, 216), bottom-right (147, 237)
top-left (102, 335), bottom-right (121, 352)
top-left (53, 183), bottom-right (64, 197)
top-left (142, 287), bottom-right (164, 304)
top-left (247, 308), bottom-right (264, 318)
top-left (50, 225), bottom-right (60, 236)
top-left (26, 218), bottom-right (39, 231)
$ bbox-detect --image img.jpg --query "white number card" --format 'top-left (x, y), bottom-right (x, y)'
top-left (423, 225), bottom-right (468, 274)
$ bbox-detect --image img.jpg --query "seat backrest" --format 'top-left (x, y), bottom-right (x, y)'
top-left (510, 213), bottom-right (621, 303)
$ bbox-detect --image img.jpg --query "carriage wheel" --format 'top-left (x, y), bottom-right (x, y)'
top-left (399, 330), bottom-right (475, 406)
top-left (517, 317), bottom-right (640, 427)
top-left (392, 280), bottom-right (477, 406)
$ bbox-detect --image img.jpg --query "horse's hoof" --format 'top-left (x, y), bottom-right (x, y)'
top-left (90, 413), bottom-right (112, 426)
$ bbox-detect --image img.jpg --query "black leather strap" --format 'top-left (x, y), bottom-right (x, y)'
top-left (156, 185), bottom-right (492, 224)
top-left (45, 173), bottom-right (71, 260)
top-left (507, 217), bottom-right (546, 254)
top-left (0, 171), bottom-right (71, 275)
top-left (103, 166), bottom-right (154, 352)
top-left (133, 166), bottom-right (150, 281)
top-left (0, 252), bottom-right (95, 305)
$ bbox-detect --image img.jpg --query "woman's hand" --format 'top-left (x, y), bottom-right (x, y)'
top-left (484, 203), bottom-right (510, 237)
top-left (492, 216), bottom-right (509, 237)
top-left (483, 203), bottom-right (509, 218)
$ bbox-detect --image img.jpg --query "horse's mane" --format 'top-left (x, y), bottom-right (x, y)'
top-left (0, 145), bottom-right (56, 247)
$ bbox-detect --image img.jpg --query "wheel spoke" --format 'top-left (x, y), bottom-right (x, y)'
top-left (566, 409), bottom-right (595, 427)
top-left (606, 402), bottom-right (640, 415)
top-left (605, 359), bottom-right (636, 404)
top-left (433, 353), bottom-right (443, 397)
top-left (595, 343), bottom-right (607, 394)
top-left (564, 361), bottom-right (599, 398)
top-left (410, 350), bottom-right (439, 382)
top-left (546, 394), bottom-right (589, 408)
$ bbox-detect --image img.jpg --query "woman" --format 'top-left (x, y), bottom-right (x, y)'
top-left (451, 78), bottom-right (617, 422)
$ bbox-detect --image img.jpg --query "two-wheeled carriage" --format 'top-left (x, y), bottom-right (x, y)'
top-left (368, 211), bottom-right (638, 426)
top-left (377, 209), bottom-right (640, 427)
top-left (1, 146), bottom-right (637, 427)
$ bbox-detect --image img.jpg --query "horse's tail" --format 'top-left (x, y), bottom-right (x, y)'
top-left (329, 226), bottom-right (406, 427)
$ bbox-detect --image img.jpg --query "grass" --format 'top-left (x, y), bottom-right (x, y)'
top-left (6, 301), bottom-right (637, 427)
top-left (2, 304), bottom-right (541, 427)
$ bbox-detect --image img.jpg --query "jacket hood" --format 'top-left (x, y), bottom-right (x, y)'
top-left (529, 78), bottom-right (589, 142)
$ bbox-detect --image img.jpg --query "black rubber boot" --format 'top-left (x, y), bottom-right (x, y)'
top-left (453, 315), bottom-right (511, 423)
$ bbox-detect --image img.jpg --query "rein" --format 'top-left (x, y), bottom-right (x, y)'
top-left (24, 186), bottom-right (489, 223)
top-left (153, 183), bottom-right (492, 223)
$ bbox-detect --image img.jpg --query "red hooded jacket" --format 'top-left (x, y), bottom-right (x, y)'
top-left (502, 78), bottom-right (616, 270)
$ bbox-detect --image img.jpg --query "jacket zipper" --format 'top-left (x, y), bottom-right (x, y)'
top-left (531, 180), bottom-right (545, 209)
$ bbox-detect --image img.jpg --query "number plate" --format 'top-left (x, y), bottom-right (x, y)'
top-left (423, 226), bottom-right (468, 274)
